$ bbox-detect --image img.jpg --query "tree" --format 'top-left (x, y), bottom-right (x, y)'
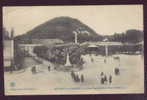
top-left (14, 43), bottom-right (25, 70)
top-left (33, 46), bottom-right (48, 59)
top-left (125, 29), bottom-right (143, 43)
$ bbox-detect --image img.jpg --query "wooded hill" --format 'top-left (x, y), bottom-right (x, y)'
top-left (13, 16), bottom-right (143, 44)
top-left (15, 16), bottom-right (102, 43)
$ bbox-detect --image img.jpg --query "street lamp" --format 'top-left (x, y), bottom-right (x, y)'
top-left (103, 38), bottom-right (109, 63)
top-left (103, 38), bottom-right (109, 56)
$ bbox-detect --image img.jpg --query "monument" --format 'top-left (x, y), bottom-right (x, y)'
top-left (64, 52), bottom-right (72, 67)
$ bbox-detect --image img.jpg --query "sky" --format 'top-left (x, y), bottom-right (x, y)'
top-left (3, 5), bottom-right (143, 36)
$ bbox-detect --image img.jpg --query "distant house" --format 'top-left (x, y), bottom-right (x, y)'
top-left (3, 28), bottom-right (14, 70)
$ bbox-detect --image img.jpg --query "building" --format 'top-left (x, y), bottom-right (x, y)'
top-left (18, 44), bottom-right (42, 56)
top-left (18, 39), bottom-right (64, 56)
top-left (3, 28), bottom-right (14, 70)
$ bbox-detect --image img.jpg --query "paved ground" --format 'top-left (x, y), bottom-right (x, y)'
top-left (4, 54), bottom-right (144, 95)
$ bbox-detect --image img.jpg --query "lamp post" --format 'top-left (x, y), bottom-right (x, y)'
top-left (105, 44), bottom-right (108, 57)
top-left (103, 38), bottom-right (109, 63)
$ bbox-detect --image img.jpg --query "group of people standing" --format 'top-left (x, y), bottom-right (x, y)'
top-left (31, 64), bottom-right (120, 86)
top-left (31, 65), bottom-right (52, 74)
top-left (71, 71), bottom-right (84, 83)
top-left (100, 72), bottom-right (112, 85)
top-left (100, 67), bottom-right (120, 85)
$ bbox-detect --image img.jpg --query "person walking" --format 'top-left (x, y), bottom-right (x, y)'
top-left (31, 67), bottom-right (34, 74)
top-left (91, 58), bottom-right (94, 62)
top-left (100, 72), bottom-right (105, 85)
top-left (114, 67), bottom-right (120, 75)
top-left (101, 77), bottom-right (104, 84)
top-left (31, 66), bottom-right (36, 74)
top-left (76, 74), bottom-right (80, 82)
top-left (109, 75), bottom-right (112, 84)
top-left (104, 75), bottom-right (107, 84)
top-left (104, 59), bottom-right (106, 63)
top-left (71, 71), bottom-right (75, 80)
top-left (48, 65), bottom-right (50, 71)
top-left (81, 74), bottom-right (84, 83)
top-left (100, 72), bottom-right (104, 76)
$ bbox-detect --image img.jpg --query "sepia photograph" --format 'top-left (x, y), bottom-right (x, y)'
top-left (3, 5), bottom-right (144, 95)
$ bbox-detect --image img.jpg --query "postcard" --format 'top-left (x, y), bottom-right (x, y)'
top-left (3, 5), bottom-right (144, 95)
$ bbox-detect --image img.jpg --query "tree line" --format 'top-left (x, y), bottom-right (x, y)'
top-left (103, 29), bottom-right (143, 43)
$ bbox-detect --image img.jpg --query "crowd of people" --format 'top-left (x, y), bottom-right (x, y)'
top-left (30, 62), bottom-right (120, 86)
top-left (69, 67), bottom-right (120, 85)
